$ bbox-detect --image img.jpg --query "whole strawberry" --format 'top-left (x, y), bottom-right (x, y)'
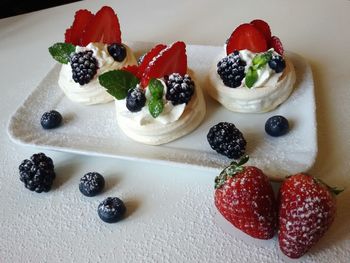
top-left (214, 156), bottom-right (277, 239)
top-left (278, 173), bottom-right (342, 258)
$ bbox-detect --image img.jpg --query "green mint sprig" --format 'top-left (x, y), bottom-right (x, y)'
top-left (98, 70), bottom-right (139, 100)
top-left (245, 51), bottom-right (272, 88)
top-left (148, 78), bottom-right (164, 118)
top-left (48, 43), bottom-right (75, 64)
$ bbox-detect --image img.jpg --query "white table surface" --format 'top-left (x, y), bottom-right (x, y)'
top-left (1, 0), bottom-right (350, 262)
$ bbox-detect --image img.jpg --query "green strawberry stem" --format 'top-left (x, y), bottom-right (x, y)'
top-left (316, 178), bottom-right (344, 196)
top-left (214, 155), bottom-right (249, 189)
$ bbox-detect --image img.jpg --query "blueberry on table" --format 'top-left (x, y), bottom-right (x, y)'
top-left (79, 172), bottom-right (105, 197)
top-left (265, 115), bottom-right (289, 137)
top-left (98, 197), bottom-right (126, 223)
top-left (40, 110), bottom-right (62, 129)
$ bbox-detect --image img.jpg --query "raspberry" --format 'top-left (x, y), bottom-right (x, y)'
top-left (165, 73), bottom-right (195, 105)
top-left (217, 51), bottom-right (246, 88)
top-left (70, 50), bottom-right (98, 85)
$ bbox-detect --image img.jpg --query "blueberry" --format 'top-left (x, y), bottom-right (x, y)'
top-left (40, 110), bottom-right (62, 129)
top-left (126, 87), bottom-right (146, 112)
top-left (79, 172), bottom-right (105, 197)
top-left (98, 197), bottom-right (126, 223)
top-left (265, 115), bottom-right (289, 137)
top-left (107, 43), bottom-right (127, 62)
top-left (268, 55), bottom-right (286, 73)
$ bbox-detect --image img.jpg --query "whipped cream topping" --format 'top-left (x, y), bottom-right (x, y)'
top-left (58, 43), bottom-right (137, 105)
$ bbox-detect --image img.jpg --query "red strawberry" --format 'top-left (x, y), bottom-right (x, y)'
top-left (278, 173), bottom-right (342, 258)
top-left (250, 19), bottom-right (272, 45)
top-left (81, 6), bottom-right (121, 46)
top-left (226, 23), bottom-right (268, 54)
top-left (122, 65), bottom-right (142, 79)
top-left (271, 36), bottom-right (284, 55)
top-left (214, 156), bottom-right (277, 239)
top-left (138, 44), bottom-right (167, 77)
top-left (65, 9), bottom-right (94, 45)
top-left (141, 41), bottom-right (187, 87)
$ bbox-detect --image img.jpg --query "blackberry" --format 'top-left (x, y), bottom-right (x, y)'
top-left (207, 122), bottom-right (247, 159)
top-left (126, 87), bottom-right (146, 112)
top-left (98, 197), bottom-right (126, 223)
top-left (107, 43), bottom-right (127, 62)
top-left (217, 51), bottom-right (246, 88)
top-left (19, 153), bottom-right (55, 193)
top-left (70, 50), bottom-right (98, 85)
top-left (40, 110), bottom-right (62, 129)
top-left (268, 55), bottom-right (286, 73)
top-left (165, 73), bottom-right (195, 105)
top-left (79, 172), bottom-right (105, 197)
top-left (265, 115), bottom-right (289, 137)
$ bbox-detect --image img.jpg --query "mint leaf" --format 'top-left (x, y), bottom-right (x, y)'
top-left (245, 67), bottom-right (258, 88)
top-left (98, 70), bottom-right (139, 100)
top-left (252, 51), bottom-right (272, 70)
top-left (148, 78), bottom-right (164, 99)
top-left (148, 97), bottom-right (164, 118)
top-left (48, 43), bottom-right (75, 64)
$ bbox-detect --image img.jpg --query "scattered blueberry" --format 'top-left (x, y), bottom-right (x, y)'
top-left (268, 55), bottom-right (286, 73)
top-left (79, 172), bottom-right (105, 197)
top-left (40, 110), bottom-right (62, 129)
top-left (217, 51), bottom-right (246, 88)
top-left (98, 197), bottom-right (126, 223)
top-left (126, 87), bottom-right (146, 112)
top-left (107, 43), bottom-right (127, 62)
top-left (265, 115), bottom-right (289, 137)
top-left (207, 122), bottom-right (247, 159)
top-left (70, 50), bottom-right (98, 85)
top-left (165, 73), bottom-right (195, 105)
top-left (19, 153), bottom-right (56, 193)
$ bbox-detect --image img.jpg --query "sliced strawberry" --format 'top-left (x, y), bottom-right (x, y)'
top-left (81, 6), bottom-right (121, 46)
top-left (122, 65), bottom-right (142, 79)
top-left (250, 19), bottom-right (272, 45)
top-left (64, 28), bottom-right (73, 43)
top-left (141, 41), bottom-right (187, 87)
top-left (64, 9), bottom-right (94, 45)
top-left (138, 44), bottom-right (167, 76)
top-left (226, 23), bottom-right (268, 54)
top-left (271, 36), bottom-right (284, 55)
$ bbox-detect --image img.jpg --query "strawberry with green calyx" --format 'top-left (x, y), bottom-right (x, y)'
top-left (214, 155), bottom-right (277, 239)
top-left (278, 173), bottom-right (343, 259)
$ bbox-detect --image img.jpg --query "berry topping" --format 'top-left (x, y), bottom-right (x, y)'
top-left (270, 36), bottom-right (284, 55)
top-left (137, 54), bottom-right (146, 65)
top-left (138, 44), bottom-right (167, 76)
top-left (79, 172), bottom-right (105, 197)
top-left (70, 50), bottom-right (98, 85)
top-left (217, 51), bottom-right (246, 88)
top-left (65, 9), bottom-right (94, 46)
top-left (278, 173), bottom-right (342, 258)
top-left (141, 41), bottom-right (187, 87)
top-left (268, 55), bottom-right (286, 73)
top-left (19, 153), bottom-right (56, 193)
top-left (165, 73), bottom-right (195, 105)
top-left (207, 122), bottom-right (246, 159)
top-left (126, 87), bottom-right (146, 112)
top-left (214, 156), bottom-right (277, 239)
top-left (265, 115), bottom-right (289, 137)
top-left (98, 197), bottom-right (126, 223)
top-left (226, 23), bottom-right (268, 54)
top-left (107, 43), bottom-right (126, 62)
top-left (250, 19), bottom-right (272, 45)
top-left (40, 110), bottom-right (63, 129)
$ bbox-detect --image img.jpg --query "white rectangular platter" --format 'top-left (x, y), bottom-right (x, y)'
top-left (8, 42), bottom-right (317, 180)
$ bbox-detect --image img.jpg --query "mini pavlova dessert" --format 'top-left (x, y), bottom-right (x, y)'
top-left (208, 19), bottom-right (296, 113)
top-left (49, 6), bottom-right (137, 105)
top-left (98, 41), bottom-right (206, 145)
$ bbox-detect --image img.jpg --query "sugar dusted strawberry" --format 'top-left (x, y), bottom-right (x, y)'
top-left (271, 36), bottom-right (284, 55)
top-left (226, 23), bottom-right (268, 54)
top-left (122, 65), bottom-right (141, 79)
top-left (278, 173), bottom-right (342, 259)
top-left (65, 9), bottom-right (94, 45)
top-left (81, 6), bottom-right (122, 46)
top-left (214, 156), bottom-right (277, 239)
top-left (138, 44), bottom-right (167, 77)
top-left (250, 19), bottom-right (272, 45)
top-left (141, 41), bottom-right (187, 87)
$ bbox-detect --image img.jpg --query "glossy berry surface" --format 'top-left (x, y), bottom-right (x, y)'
top-left (19, 153), bottom-right (56, 193)
top-left (165, 73), bottom-right (195, 105)
top-left (70, 50), bottom-right (98, 85)
top-left (40, 110), bottom-right (62, 129)
top-left (107, 43), bottom-right (126, 62)
top-left (126, 87), bottom-right (146, 112)
top-left (268, 55), bottom-right (286, 73)
top-left (207, 122), bottom-right (246, 159)
top-left (98, 197), bottom-right (126, 223)
top-left (217, 51), bottom-right (246, 88)
top-left (265, 115), bottom-right (289, 137)
top-left (79, 172), bottom-right (105, 197)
